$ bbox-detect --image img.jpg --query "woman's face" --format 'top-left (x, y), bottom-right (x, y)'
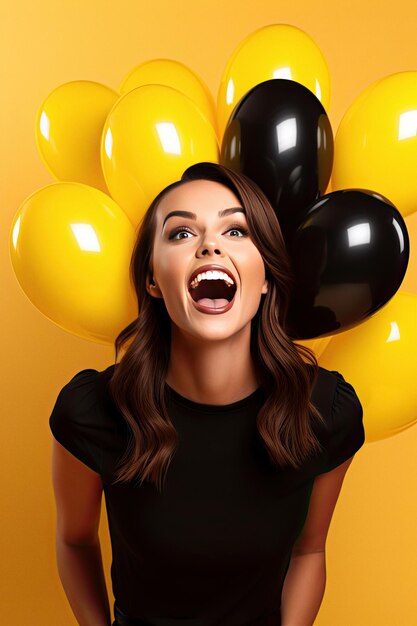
top-left (148, 179), bottom-right (268, 342)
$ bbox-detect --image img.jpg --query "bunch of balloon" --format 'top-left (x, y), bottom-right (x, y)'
top-left (9, 21), bottom-right (417, 442)
top-left (218, 28), bottom-right (414, 443)
top-left (10, 61), bottom-right (220, 344)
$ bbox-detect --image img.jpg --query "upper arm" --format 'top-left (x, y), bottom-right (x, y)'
top-left (51, 438), bottom-right (104, 546)
top-left (291, 455), bottom-right (355, 555)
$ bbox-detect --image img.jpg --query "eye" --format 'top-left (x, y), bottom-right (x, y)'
top-left (227, 224), bottom-right (250, 237)
top-left (168, 226), bottom-right (194, 240)
top-left (168, 224), bottom-right (250, 240)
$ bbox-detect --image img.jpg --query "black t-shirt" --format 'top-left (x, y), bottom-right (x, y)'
top-left (49, 365), bottom-right (365, 626)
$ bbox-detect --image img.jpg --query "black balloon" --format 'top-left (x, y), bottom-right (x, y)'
top-left (221, 79), bottom-right (334, 240)
top-left (284, 189), bottom-right (410, 340)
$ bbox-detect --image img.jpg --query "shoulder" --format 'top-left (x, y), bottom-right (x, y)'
top-left (310, 365), bottom-right (338, 413)
top-left (50, 365), bottom-right (116, 418)
top-left (312, 366), bottom-right (365, 474)
top-left (49, 369), bottom-right (101, 434)
top-left (49, 365), bottom-right (121, 477)
top-left (311, 366), bottom-right (363, 423)
top-left (53, 367), bottom-right (100, 406)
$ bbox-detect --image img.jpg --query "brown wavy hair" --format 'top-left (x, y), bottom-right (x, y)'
top-left (108, 161), bottom-right (325, 491)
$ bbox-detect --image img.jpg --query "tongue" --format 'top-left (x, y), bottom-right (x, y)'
top-left (197, 298), bottom-right (229, 308)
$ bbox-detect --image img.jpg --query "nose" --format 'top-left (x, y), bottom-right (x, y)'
top-left (197, 238), bottom-right (224, 257)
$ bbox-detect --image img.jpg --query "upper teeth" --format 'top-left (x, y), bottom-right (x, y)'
top-left (189, 270), bottom-right (235, 290)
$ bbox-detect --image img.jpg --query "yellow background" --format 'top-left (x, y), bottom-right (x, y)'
top-left (2, 1), bottom-right (417, 624)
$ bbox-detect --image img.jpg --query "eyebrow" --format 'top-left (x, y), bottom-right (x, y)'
top-left (162, 207), bottom-right (246, 229)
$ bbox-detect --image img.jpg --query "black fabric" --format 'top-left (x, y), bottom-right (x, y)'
top-left (114, 604), bottom-right (154, 625)
top-left (49, 365), bottom-right (365, 626)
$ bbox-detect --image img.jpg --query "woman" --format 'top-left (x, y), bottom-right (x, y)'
top-left (50, 162), bottom-right (365, 626)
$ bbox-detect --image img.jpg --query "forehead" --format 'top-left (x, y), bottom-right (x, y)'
top-left (156, 179), bottom-right (242, 216)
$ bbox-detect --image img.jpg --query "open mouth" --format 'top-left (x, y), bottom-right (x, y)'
top-left (188, 278), bottom-right (237, 313)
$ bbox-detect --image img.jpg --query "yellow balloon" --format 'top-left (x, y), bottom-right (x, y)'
top-left (9, 183), bottom-right (137, 344)
top-left (35, 80), bottom-right (119, 193)
top-left (217, 24), bottom-right (331, 141)
top-left (332, 72), bottom-right (417, 218)
top-left (295, 336), bottom-right (333, 361)
top-left (119, 58), bottom-right (218, 137)
top-left (401, 210), bottom-right (417, 296)
top-left (318, 291), bottom-right (417, 442)
top-left (101, 84), bottom-right (219, 227)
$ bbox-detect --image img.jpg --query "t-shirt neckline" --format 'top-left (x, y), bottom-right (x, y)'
top-left (165, 383), bottom-right (264, 413)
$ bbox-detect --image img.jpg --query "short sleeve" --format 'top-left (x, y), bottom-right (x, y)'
top-left (49, 369), bottom-right (103, 474)
top-left (319, 370), bottom-right (365, 474)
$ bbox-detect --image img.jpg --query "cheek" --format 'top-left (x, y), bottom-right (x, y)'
top-left (154, 252), bottom-right (186, 292)
top-left (238, 248), bottom-right (266, 282)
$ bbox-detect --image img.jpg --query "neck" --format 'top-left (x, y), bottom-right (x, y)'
top-left (165, 323), bottom-right (260, 405)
